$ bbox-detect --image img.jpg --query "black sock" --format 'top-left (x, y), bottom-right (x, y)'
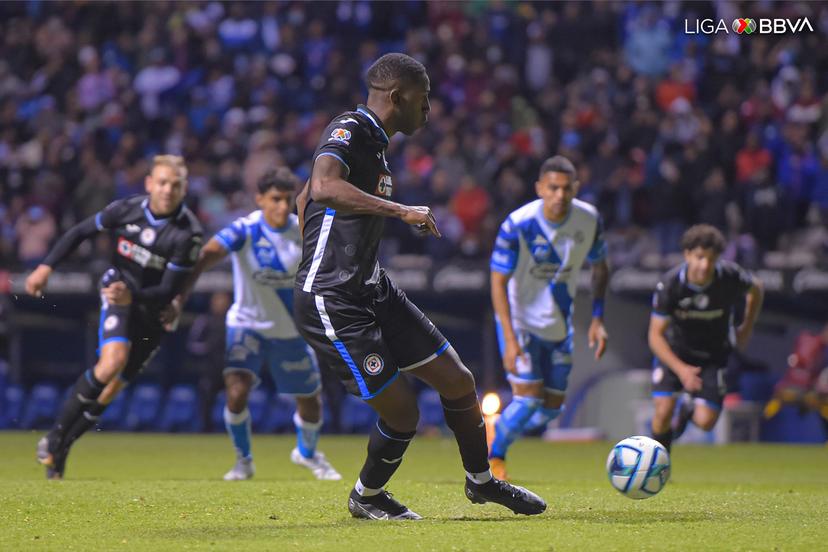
top-left (49, 369), bottom-right (104, 452)
top-left (652, 430), bottom-right (673, 453)
top-left (441, 392), bottom-right (490, 475)
top-left (357, 419), bottom-right (416, 490)
top-left (61, 401), bottom-right (107, 453)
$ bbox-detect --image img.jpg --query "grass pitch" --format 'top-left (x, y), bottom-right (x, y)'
top-left (0, 432), bottom-right (826, 551)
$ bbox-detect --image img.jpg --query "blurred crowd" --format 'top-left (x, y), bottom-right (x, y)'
top-left (1, 1), bottom-right (828, 272)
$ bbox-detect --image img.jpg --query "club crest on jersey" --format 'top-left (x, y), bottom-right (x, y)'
top-left (329, 128), bottom-right (351, 144)
top-left (364, 354), bottom-right (384, 375)
top-left (693, 293), bottom-right (709, 309)
top-left (376, 174), bottom-right (393, 198)
top-left (140, 227), bottom-right (156, 246)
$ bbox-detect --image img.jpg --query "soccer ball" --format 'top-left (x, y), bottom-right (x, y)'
top-left (606, 435), bottom-right (671, 499)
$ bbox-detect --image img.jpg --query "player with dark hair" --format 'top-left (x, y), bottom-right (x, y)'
top-left (649, 224), bottom-right (764, 453)
top-left (489, 154), bottom-right (610, 480)
top-left (172, 167), bottom-right (341, 481)
top-left (294, 53), bottom-right (546, 520)
top-left (26, 155), bottom-right (203, 479)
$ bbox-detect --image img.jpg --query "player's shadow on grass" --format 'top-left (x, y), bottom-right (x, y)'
top-left (551, 510), bottom-right (733, 524)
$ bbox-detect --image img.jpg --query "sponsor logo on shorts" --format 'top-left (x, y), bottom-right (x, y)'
top-left (103, 315), bottom-right (119, 331)
top-left (364, 353), bottom-right (384, 376)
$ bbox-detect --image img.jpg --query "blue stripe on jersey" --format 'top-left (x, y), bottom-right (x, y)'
top-left (316, 152), bottom-right (351, 177)
top-left (216, 221), bottom-right (246, 251)
top-left (250, 222), bottom-right (294, 315)
top-left (94, 212), bottom-right (104, 231)
top-left (517, 218), bottom-right (574, 333)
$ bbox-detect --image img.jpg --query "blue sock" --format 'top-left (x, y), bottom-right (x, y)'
top-left (293, 412), bottom-right (322, 459)
top-left (523, 406), bottom-right (563, 433)
top-left (489, 396), bottom-right (541, 459)
top-left (224, 406), bottom-right (252, 459)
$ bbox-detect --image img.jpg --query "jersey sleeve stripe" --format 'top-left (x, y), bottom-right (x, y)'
top-left (316, 152), bottom-right (351, 178)
top-left (302, 208), bottom-right (336, 292)
top-left (214, 232), bottom-right (235, 251)
top-left (94, 212), bottom-right (104, 231)
top-left (166, 262), bottom-right (192, 272)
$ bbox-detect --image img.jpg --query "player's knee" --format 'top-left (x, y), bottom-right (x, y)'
top-left (95, 353), bottom-right (128, 382)
top-left (440, 362), bottom-right (476, 398)
top-left (544, 393), bottom-right (565, 409)
top-left (695, 412), bottom-right (719, 431)
top-left (226, 387), bottom-right (250, 412)
top-left (296, 394), bottom-right (322, 420)
top-left (384, 402), bottom-right (419, 433)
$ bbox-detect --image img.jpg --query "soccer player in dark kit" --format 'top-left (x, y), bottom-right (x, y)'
top-left (26, 155), bottom-right (203, 479)
top-left (649, 224), bottom-right (764, 454)
top-left (293, 53), bottom-right (546, 520)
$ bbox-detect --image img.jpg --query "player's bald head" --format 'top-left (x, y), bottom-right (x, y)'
top-left (365, 53), bottom-right (428, 91)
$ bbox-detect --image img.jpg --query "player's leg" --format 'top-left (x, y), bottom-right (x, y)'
top-left (293, 290), bottom-right (420, 519)
top-left (651, 360), bottom-right (682, 452)
top-left (375, 272), bottom-right (544, 515)
top-left (51, 327), bottom-right (161, 478)
top-left (687, 367), bottom-right (726, 432)
top-left (523, 337), bottom-right (572, 433)
top-left (488, 326), bottom-right (542, 476)
top-left (221, 327), bottom-right (262, 480)
top-left (38, 301), bottom-right (131, 477)
top-left (270, 339), bottom-right (341, 480)
top-left (489, 380), bottom-right (543, 478)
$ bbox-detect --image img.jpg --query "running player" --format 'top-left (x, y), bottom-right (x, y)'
top-left (488, 155), bottom-right (610, 480)
top-left (26, 155), bottom-right (202, 479)
top-left (294, 53), bottom-right (546, 520)
top-left (649, 224), bottom-right (764, 453)
top-left (174, 167), bottom-right (341, 481)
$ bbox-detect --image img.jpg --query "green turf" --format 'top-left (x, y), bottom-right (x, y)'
top-left (0, 432), bottom-right (826, 551)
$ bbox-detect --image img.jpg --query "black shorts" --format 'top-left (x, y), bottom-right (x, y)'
top-left (98, 296), bottom-right (163, 384)
top-left (294, 271), bottom-right (449, 400)
top-left (651, 358), bottom-right (727, 409)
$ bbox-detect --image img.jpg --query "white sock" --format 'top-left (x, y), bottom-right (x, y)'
top-left (354, 477), bottom-right (382, 497)
top-left (466, 470), bottom-right (493, 485)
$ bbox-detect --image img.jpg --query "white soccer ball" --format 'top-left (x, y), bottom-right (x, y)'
top-left (606, 435), bottom-right (671, 499)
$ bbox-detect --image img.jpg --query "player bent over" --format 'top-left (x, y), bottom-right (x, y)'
top-left (489, 155), bottom-right (609, 480)
top-left (294, 53), bottom-right (546, 520)
top-left (649, 224), bottom-right (763, 453)
top-left (26, 155), bottom-right (202, 479)
top-left (172, 168), bottom-right (340, 481)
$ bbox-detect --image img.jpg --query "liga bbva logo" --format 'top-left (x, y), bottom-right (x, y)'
top-left (685, 17), bottom-right (813, 34)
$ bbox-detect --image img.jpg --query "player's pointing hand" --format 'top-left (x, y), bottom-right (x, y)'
top-left (401, 205), bottom-right (441, 238)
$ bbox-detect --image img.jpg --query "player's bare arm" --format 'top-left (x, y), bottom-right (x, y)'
top-left (735, 277), bottom-right (764, 351)
top-left (162, 238), bottom-right (228, 327)
top-left (490, 270), bottom-right (523, 375)
top-left (310, 155), bottom-right (440, 237)
top-left (588, 258), bottom-right (610, 360)
top-left (297, 180), bottom-right (310, 234)
top-left (648, 315), bottom-right (702, 392)
top-left (25, 214), bottom-right (103, 297)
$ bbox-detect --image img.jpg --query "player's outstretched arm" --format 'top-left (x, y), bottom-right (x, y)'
top-left (735, 277), bottom-right (764, 351)
top-left (648, 315), bottom-right (702, 392)
top-left (310, 155), bottom-right (440, 237)
top-left (25, 215), bottom-right (100, 297)
top-left (178, 238), bottom-right (229, 304)
top-left (491, 270), bottom-right (523, 375)
top-left (160, 237), bottom-right (227, 329)
top-left (588, 258), bottom-right (610, 360)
